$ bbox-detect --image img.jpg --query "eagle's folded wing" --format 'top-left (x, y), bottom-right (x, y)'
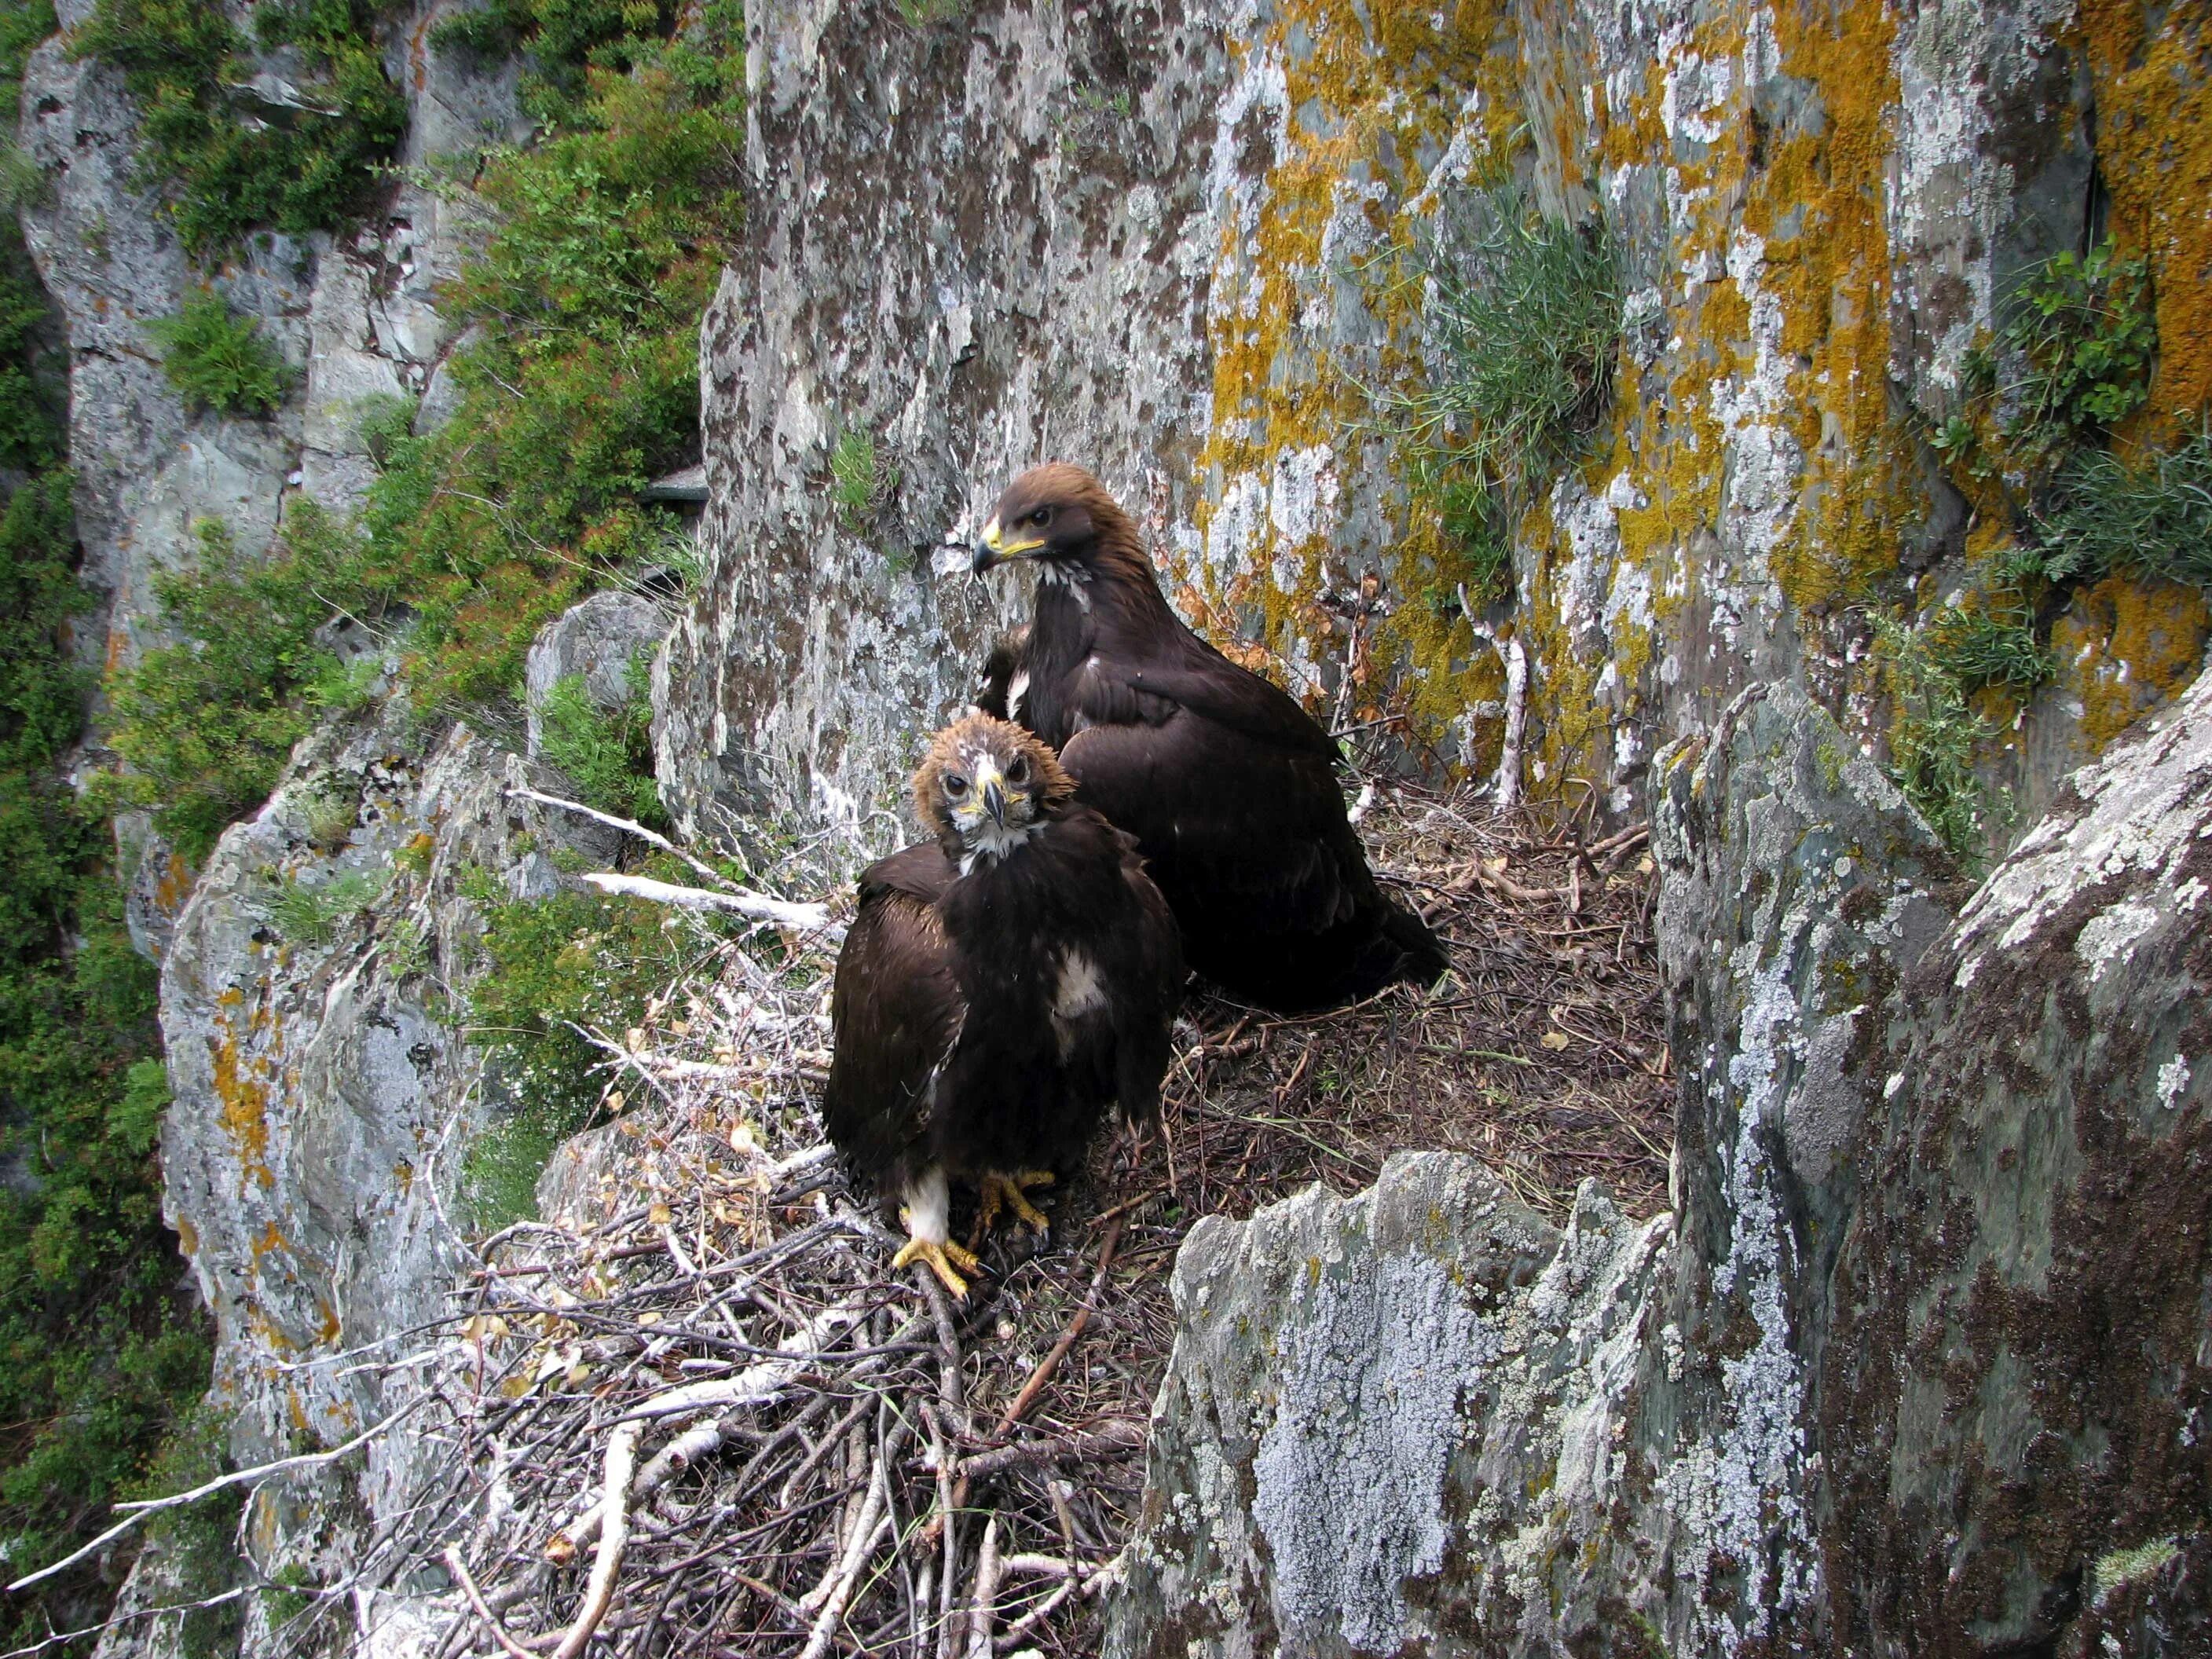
top-left (822, 854), bottom-right (963, 1180)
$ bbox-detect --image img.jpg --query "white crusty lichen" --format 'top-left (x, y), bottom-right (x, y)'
top-left (1251, 1242), bottom-right (1490, 1651)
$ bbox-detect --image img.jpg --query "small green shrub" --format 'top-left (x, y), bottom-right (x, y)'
top-left (537, 661), bottom-right (661, 825)
top-left (129, 1400), bottom-right (245, 1659)
top-left (892, 0), bottom-right (966, 27)
top-left (1871, 613), bottom-right (2010, 863)
top-left (2028, 427), bottom-right (2212, 589)
top-left (1382, 187), bottom-right (1622, 602)
top-left (829, 426), bottom-right (896, 528)
top-left (146, 291), bottom-right (295, 416)
top-left (103, 515), bottom-right (368, 861)
top-left (1921, 594), bottom-right (2054, 694)
top-left (269, 867), bottom-right (387, 943)
top-left (460, 864), bottom-right (727, 1226)
top-left (1991, 239), bottom-right (2156, 467)
top-left (72, 0), bottom-right (405, 255)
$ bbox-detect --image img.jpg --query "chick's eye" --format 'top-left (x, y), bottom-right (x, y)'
top-left (1006, 755), bottom-right (1030, 783)
top-left (943, 774), bottom-right (968, 796)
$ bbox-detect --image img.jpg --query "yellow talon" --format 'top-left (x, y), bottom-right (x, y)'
top-left (977, 1170), bottom-right (1057, 1236)
top-left (892, 1225), bottom-right (981, 1299)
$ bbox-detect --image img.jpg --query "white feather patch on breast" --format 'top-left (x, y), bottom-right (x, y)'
top-left (1008, 668), bottom-right (1030, 720)
top-left (1051, 950), bottom-right (1108, 1057)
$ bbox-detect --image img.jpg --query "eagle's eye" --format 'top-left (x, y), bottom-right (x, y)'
top-left (1026, 507), bottom-right (1051, 528)
top-left (1006, 754), bottom-right (1031, 785)
top-left (943, 773), bottom-right (969, 797)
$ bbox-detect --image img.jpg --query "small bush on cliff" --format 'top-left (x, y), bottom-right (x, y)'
top-left (539, 662), bottom-right (663, 826)
top-left (1383, 187), bottom-right (1623, 602)
top-left (148, 290), bottom-right (295, 416)
top-left (72, 0), bottom-right (405, 255)
top-left (104, 515), bottom-right (370, 861)
top-left (460, 863), bottom-right (731, 1228)
top-left (1871, 611), bottom-right (2013, 862)
top-left (2027, 426), bottom-right (2212, 591)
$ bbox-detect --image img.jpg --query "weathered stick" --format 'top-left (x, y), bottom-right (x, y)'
top-left (579, 870), bottom-right (833, 933)
top-left (549, 1419), bottom-right (642, 1659)
top-left (9, 1404), bottom-right (414, 1592)
top-left (443, 1546), bottom-right (540, 1659)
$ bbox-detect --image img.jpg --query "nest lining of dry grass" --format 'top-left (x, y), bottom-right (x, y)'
top-left (140, 783), bottom-right (1672, 1659)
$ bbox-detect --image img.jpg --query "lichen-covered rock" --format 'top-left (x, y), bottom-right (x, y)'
top-left (522, 589), bottom-right (670, 759)
top-left (657, 0), bottom-right (2208, 854)
top-left (155, 690), bottom-right (617, 1624)
top-left (1820, 663), bottom-right (2212, 1653)
top-left (654, 0), bottom-right (1228, 842)
top-left (1111, 669), bottom-right (2212, 1654)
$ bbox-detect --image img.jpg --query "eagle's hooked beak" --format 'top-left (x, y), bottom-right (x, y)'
top-left (981, 777), bottom-right (1008, 829)
top-left (971, 515), bottom-right (1047, 574)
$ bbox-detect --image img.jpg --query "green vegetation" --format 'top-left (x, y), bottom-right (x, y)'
top-left (890, 0), bottom-right (966, 28)
top-left (0, 213), bottom-right (210, 1638)
top-left (1871, 612), bottom-right (2002, 862)
top-left (1384, 187), bottom-right (1623, 603)
top-left (106, 19), bottom-right (744, 852)
top-left (539, 661), bottom-right (663, 825)
top-left (460, 864), bottom-right (724, 1228)
top-left (101, 514), bottom-right (354, 862)
top-left (829, 424), bottom-right (896, 529)
top-left (1897, 237), bottom-right (2206, 853)
top-left (147, 289), bottom-right (295, 416)
top-left (2027, 427), bottom-right (2212, 590)
top-left (431, 0), bottom-right (743, 130)
top-left (269, 866), bottom-right (388, 943)
top-left (71, 0), bottom-right (405, 255)
top-left (1917, 593), bottom-right (2054, 694)
top-left (129, 1401), bottom-right (246, 1657)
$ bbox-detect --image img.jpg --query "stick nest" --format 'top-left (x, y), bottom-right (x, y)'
top-left (371, 784), bottom-right (1669, 1658)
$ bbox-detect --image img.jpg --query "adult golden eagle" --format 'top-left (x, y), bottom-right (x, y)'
top-left (822, 713), bottom-right (1183, 1296)
top-left (971, 463), bottom-right (1446, 1013)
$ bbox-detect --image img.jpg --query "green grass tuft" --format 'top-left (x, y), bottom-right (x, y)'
top-left (1920, 593), bottom-right (2055, 694)
top-left (2028, 427), bottom-right (2212, 589)
top-left (829, 425), bottom-right (897, 529)
top-left (268, 867), bottom-right (388, 943)
top-left (537, 660), bottom-right (663, 826)
top-left (1870, 611), bottom-right (2016, 864)
top-left (146, 290), bottom-right (295, 417)
top-left (1381, 186), bottom-right (1622, 602)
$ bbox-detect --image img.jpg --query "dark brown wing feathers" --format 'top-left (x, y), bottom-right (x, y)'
top-left (821, 806), bottom-right (1183, 1201)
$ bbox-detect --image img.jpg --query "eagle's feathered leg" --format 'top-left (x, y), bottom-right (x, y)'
top-left (892, 1168), bottom-right (980, 1298)
top-left (975, 1170), bottom-right (1056, 1239)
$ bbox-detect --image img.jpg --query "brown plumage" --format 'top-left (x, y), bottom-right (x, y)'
top-left (820, 714), bottom-right (1183, 1296)
top-left (970, 463), bottom-right (1447, 1013)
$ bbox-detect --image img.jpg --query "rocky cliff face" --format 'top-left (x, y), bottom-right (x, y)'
top-left (1108, 666), bottom-right (2211, 1655)
top-left (18, 0), bottom-right (2209, 1652)
top-left (660, 0), bottom-right (2210, 848)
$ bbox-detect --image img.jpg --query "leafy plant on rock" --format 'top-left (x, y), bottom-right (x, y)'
top-left (147, 290), bottom-right (295, 416)
top-left (1382, 186), bottom-right (1624, 603)
top-left (72, 0), bottom-right (406, 255)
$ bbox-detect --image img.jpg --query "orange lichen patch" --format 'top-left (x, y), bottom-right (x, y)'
top-left (2051, 574), bottom-right (2212, 749)
top-left (1758, 0), bottom-right (1911, 613)
top-left (1189, 0), bottom-right (1519, 745)
top-left (213, 1029), bottom-right (276, 1192)
top-left (2078, 2), bottom-right (2212, 428)
top-left (154, 850), bottom-right (196, 918)
top-left (175, 1215), bottom-right (200, 1256)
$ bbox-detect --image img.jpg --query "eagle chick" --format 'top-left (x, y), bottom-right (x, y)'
top-left (821, 713), bottom-right (1183, 1297)
top-left (970, 463), bottom-right (1448, 1013)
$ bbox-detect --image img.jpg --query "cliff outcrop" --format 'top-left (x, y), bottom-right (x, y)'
top-left (1108, 668), bottom-right (2210, 1654)
top-left (9, 0), bottom-right (2207, 1652)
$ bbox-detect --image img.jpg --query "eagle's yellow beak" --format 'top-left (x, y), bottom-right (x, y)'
top-left (971, 516), bottom-right (1048, 573)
